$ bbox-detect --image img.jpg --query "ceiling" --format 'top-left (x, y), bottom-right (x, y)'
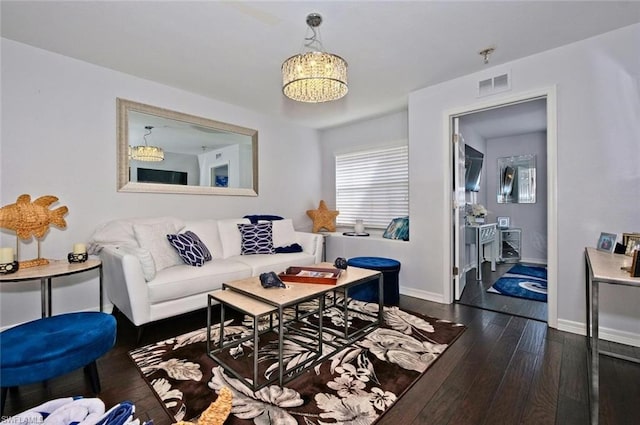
top-left (461, 98), bottom-right (547, 140)
top-left (2, 1), bottom-right (639, 130)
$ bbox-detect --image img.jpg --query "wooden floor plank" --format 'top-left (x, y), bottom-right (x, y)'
top-left (519, 339), bottom-right (563, 425)
top-left (481, 349), bottom-right (538, 425)
top-left (413, 323), bottom-right (505, 424)
top-left (444, 316), bottom-right (526, 425)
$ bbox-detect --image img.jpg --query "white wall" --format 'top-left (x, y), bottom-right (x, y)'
top-left (0, 39), bottom-right (321, 328)
top-left (486, 131), bottom-right (548, 263)
top-left (409, 24), bottom-right (640, 342)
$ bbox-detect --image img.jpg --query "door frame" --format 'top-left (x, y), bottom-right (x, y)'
top-left (443, 87), bottom-right (558, 328)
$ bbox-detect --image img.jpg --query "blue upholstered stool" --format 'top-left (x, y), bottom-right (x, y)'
top-left (0, 312), bottom-right (117, 414)
top-left (347, 257), bottom-right (401, 305)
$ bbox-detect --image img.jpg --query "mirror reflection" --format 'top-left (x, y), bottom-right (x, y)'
top-left (497, 154), bottom-right (536, 203)
top-left (117, 99), bottom-right (258, 196)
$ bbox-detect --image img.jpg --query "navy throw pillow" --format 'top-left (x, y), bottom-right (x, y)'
top-left (167, 233), bottom-right (208, 266)
top-left (243, 214), bottom-right (284, 224)
top-left (237, 222), bottom-right (275, 255)
top-left (275, 243), bottom-right (303, 254)
top-left (184, 230), bottom-right (212, 261)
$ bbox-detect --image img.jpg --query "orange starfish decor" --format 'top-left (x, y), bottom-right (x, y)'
top-left (306, 200), bottom-right (339, 232)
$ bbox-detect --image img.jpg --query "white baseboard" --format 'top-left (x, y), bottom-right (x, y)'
top-left (557, 318), bottom-right (640, 348)
top-left (520, 257), bottom-right (547, 265)
top-left (400, 286), bottom-right (445, 304)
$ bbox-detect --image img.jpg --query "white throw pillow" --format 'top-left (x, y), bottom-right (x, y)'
top-left (217, 218), bottom-right (250, 258)
top-left (271, 219), bottom-right (297, 248)
top-left (117, 246), bottom-right (156, 281)
top-left (133, 222), bottom-right (183, 271)
top-left (89, 217), bottom-right (185, 249)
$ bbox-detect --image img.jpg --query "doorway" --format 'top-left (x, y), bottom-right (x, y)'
top-left (448, 89), bottom-right (557, 326)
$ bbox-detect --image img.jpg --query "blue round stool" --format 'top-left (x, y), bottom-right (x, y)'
top-left (347, 257), bottom-right (401, 305)
top-left (0, 312), bottom-right (116, 414)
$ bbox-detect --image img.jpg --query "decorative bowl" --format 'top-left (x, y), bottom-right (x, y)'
top-left (68, 252), bottom-right (88, 263)
top-left (0, 261), bottom-right (19, 274)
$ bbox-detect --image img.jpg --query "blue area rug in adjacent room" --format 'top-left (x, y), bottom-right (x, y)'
top-left (487, 263), bottom-right (548, 302)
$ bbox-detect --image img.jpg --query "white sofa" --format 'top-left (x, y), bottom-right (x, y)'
top-left (90, 217), bottom-right (323, 328)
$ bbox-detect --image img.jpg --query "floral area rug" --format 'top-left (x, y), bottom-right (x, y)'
top-left (129, 296), bottom-right (466, 424)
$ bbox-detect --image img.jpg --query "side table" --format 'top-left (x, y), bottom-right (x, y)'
top-left (0, 259), bottom-right (103, 317)
top-left (585, 247), bottom-right (640, 425)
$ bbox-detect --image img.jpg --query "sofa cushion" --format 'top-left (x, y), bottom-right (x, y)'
top-left (133, 222), bottom-right (183, 271)
top-left (230, 251), bottom-right (316, 276)
top-left (116, 246), bottom-right (156, 281)
top-left (89, 216), bottom-right (185, 250)
top-left (147, 260), bottom-right (252, 304)
top-left (218, 218), bottom-right (250, 258)
top-left (183, 220), bottom-right (222, 259)
top-left (238, 222), bottom-right (275, 255)
top-left (271, 218), bottom-right (297, 248)
top-left (167, 233), bottom-right (208, 267)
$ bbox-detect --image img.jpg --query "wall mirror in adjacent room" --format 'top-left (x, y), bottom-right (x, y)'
top-left (117, 98), bottom-right (258, 196)
top-left (497, 154), bottom-right (536, 203)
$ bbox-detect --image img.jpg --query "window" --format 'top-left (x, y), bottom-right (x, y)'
top-left (335, 144), bottom-right (409, 228)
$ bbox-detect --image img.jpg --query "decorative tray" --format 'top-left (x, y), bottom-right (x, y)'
top-left (342, 232), bottom-right (370, 237)
top-left (278, 266), bottom-right (342, 285)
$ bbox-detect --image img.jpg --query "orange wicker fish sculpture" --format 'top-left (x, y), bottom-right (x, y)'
top-left (0, 194), bottom-right (68, 239)
top-left (173, 387), bottom-right (232, 425)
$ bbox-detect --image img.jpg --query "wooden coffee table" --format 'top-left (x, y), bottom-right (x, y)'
top-left (206, 263), bottom-right (382, 389)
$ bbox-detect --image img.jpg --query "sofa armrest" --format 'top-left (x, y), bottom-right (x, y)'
top-left (295, 231), bottom-right (324, 264)
top-left (100, 246), bottom-right (151, 327)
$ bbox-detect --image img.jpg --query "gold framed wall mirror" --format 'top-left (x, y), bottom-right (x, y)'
top-left (117, 98), bottom-right (258, 196)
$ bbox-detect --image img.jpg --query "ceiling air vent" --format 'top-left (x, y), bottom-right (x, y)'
top-left (478, 71), bottom-right (511, 97)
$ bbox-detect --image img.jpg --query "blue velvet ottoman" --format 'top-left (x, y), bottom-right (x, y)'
top-left (0, 312), bottom-right (116, 414)
top-left (347, 257), bottom-right (401, 305)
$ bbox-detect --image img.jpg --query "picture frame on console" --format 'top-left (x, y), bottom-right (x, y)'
top-left (596, 232), bottom-right (616, 253)
top-left (497, 216), bottom-right (510, 229)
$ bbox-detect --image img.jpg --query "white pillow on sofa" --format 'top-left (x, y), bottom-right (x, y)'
top-left (89, 216), bottom-right (185, 251)
top-left (133, 221), bottom-right (183, 271)
top-left (271, 218), bottom-right (297, 248)
top-left (217, 218), bottom-right (250, 258)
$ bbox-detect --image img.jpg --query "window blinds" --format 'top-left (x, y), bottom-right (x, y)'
top-left (335, 145), bottom-right (409, 229)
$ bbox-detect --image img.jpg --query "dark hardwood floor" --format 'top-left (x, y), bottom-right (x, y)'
top-left (4, 296), bottom-right (639, 425)
top-left (458, 261), bottom-right (548, 322)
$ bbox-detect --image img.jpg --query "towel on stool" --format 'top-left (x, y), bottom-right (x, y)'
top-left (43, 398), bottom-right (105, 425)
top-left (0, 397), bottom-right (78, 425)
top-left (95, 401), bottom-right (135, 425)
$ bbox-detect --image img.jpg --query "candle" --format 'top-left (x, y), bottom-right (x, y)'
top-left (73, 243), bottom-right (86, 254)
top-left (0, 247), bottom-right (14, 264)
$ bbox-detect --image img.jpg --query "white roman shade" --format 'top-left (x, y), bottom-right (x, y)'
top-left (335, 144), bottom-right (409, 228)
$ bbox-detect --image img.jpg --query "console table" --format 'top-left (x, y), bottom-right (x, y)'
top-left (584, 247), bottom-right (640, 425)
top-left (466, 224), bottom-right (498, 280)
top-left (0, 259), bottom-right (103, 317)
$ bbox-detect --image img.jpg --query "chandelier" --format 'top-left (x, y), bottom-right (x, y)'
top-left (130, 126), bottom-right (164, 162)
top-left (282, 13), bottom-right (348, 103)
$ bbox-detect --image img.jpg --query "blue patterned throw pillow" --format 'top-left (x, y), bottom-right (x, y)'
top-left (184, 231), bottom-right (212, 261)
top-left (237, 222), bottom-right (275, 255)
top-left (167, 232), bottom-right (209, 266)
top-left (382, 216), bottom-right (410, 241)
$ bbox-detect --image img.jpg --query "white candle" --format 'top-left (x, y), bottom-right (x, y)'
top-left (0, 247), bottom-right (14, 264)
top-left (73, 243), bottom-right (86, 254)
